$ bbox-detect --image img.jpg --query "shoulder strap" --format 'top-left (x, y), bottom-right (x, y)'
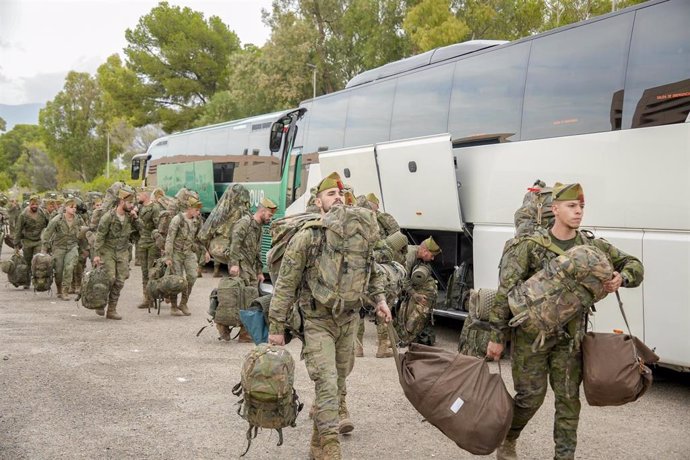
top-left (526, 232), bottom-right (565, 256)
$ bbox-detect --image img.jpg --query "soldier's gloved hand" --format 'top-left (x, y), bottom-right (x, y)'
top-left (486, 341), bottom-right (504, 361)
top-left (269, 334), bottom-right (285, 346)
top-left (229, 265), bottom-right (240, 276)
top-left (375, 300), bottom-right (392, 323)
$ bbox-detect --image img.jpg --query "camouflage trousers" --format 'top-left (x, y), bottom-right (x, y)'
top-left (172, 251), bottom-right (198, 305)
top-left (52, 245), bottom-right (78, 291)
top-left (356, 315), bottom-right (388, 347)
top-left (507, 326), bottom-right (583, 460)
top-left (72, 249), bottom-right (88, 292)
top-left (21, 239), bottom-right (41, 287)
top-left (100, 247), bottom-right (131, 307)
top-left (303, 315), bottom-right (357, 445)
top-left (137, 244), bottom-right (161, 292)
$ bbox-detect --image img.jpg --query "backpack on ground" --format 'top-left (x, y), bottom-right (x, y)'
top-left (458, 288), bottom-right (498, 359)
top-left (232, 344), bottom-right (303, 456)
top-left (266, 212), bottom-right (321, 281)
top-left (79, 265), bottom-right (110, 310)
top-left (508, 244), bottom-right (613, 350)
top-left (306, 205), bottom-right (379, 308)
top-left (3, 251), bottom-right (29, 287)
top-left (238, 294), bottom-right (304, 345)
top-left (212, 277), bottom-right (259, 327)
top-left (388, 323), bottom-right (513, 455)
top-left (582, 292), bottom-right (659, 406)
top-left (31, 252), bottom-right (53, 292)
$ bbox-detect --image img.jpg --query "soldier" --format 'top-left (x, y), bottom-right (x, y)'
top-left (41, 198), bottom-right (86, 300)
top-left (7, 195), bottom-right (21, 240)
top-left (0, 194), bottom-right (7, 259)
top-left (164, 196), bottom-right (210, 316)
top-left (93, 187), bottom-right (140, 320)
top-left (486, 183), bottom-right (644, 460)
top-left (136, 187), bottom-right (162, 309)
top-left (268, 172), bottom-right (392, 460)
top-left (14, 195), bottom-right (50, 289)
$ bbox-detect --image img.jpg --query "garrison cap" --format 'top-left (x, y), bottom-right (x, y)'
top-left (188, 196), bottom-right (203, 209)
top-left (552, 182), bottom-right (584, 203)
top-left (64, 197), bottom-right (77, 206)
top-left (316, 172), bottom-right (344, 194)
top-left (117, 187), bottom-right (135, 201)
top-left (152, 188), bottom-right (165, 199)
top-left (29, 195), bottom-right (40, 204)
top-left (366, 193), bottom-right (380, 206)
top-left (422, 236), bottom-right (441, 255)
top-left (260, 197), bottom-right (278, 210)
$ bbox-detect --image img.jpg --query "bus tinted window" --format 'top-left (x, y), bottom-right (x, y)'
top-left (390, 63), bottom-right (454, 141)
top-left (448, 42), bottom-right (530, 142)
top-left (304, 92), bottom-right (350, 153)
top-left (344, 80), bottom-right (395, 147)
top-left (623, 0), bottom-right (690, 129)
top-left (522, 13), bottom-right (634, 140)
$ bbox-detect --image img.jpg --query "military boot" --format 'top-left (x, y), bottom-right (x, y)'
top-left (106, 303), bottom-right (122, 320)
top-left (337, 398), bottom-right (354, 434)
top-left (137, 283), bottom-right (150, 309)
top-left (354, 338), bottom-right (364, 358)
top-left (496, 438), bottom-right (518, 460)
top-left (216, 323), bottom-right (231, 341)
top-left (95, 308), bottom-right (105, 317)
top-left (309, 421), bottom-right (322, 460)
top-left (170, 297), bottom-right (184, 316)
top-left (178, 289), bottom-right (191, 316)
top-left (321, 438), bottom-right (342, 460)
top-left (196, 266), bottom-right (203, 278)
top-left (375, 322), bottom-right (393, 358)
top-left (58, 285), bottom-right (70, 301)
top-left (213, 263), bottom-right (221, 278)
top-left (237, 326), bottom-right (252, 343)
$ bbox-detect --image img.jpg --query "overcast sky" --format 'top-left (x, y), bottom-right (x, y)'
top-left (0, 0), bottom-right (272, 105)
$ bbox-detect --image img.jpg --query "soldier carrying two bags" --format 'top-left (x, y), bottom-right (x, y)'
top-left (486, 182), bottom-right (644, 460)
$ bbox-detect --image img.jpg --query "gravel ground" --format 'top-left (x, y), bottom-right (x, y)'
top-left (1, 249), bottom-right (689, 460)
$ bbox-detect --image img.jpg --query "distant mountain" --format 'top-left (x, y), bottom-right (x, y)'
top-left (0, 103), bottom-right (44, 131)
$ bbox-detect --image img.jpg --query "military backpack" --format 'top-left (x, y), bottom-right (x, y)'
top-left (513, 179), bottom-right (555, 237)
top-left (31, 252), bottom-right (53, 292)
top-left (2, 251), bottom-right (29, 287)
top-left (147, 264), bottom-right (187, 301)
top-left (266, 212), bottom-right (321, 281)
top-left (232, 344), bottom-right (303, 456)
top-left (199, 184), bottom-right (251, 263)
top-left (79, 265), bottom-right (110, 310)
top-left (210, 276), bottom-right (259, 327)
top-left (395, 262), bottom-right (438, 346)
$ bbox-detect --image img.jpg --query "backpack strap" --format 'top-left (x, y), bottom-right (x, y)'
top-left (525, 232), bottom-right (565, 256)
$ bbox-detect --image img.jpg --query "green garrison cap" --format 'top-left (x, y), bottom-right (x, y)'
top-left (366, 193), bottom-right (380, 206)
top-left (29, 195), bottom-right (40, 204)
top-left (260, 197), bottom-right (278, 210)
top-left (188, 196), bottom-right (203, 209)
top-left (552, 182), bottom-right (585, 203)
top-left (422, 236), bottom-right (441, 255)
top-left (316, 172), bottom-right (344, 194)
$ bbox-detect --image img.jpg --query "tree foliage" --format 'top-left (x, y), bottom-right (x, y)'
top-left (122, 1), bottom-right (241, 132)
top-left (404, 0), bottom-right (469, 52)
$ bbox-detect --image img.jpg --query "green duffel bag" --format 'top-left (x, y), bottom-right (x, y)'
top-left (214, 276), bottom-right (259, 327)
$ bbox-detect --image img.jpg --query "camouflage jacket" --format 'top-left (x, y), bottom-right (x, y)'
top-left (94, 209), bottom-right (139, 256)
top-left (42, 213), bottom-right (86, 251)
top-left (14, 208), bottom-right (49, 244)
top-left (7, 203), bottom-right (20, 234)
top-left (227, 214), bottom-right (263, 272)
top-left (376, 211), bottom-right (400, 239)
top-left (138, 201), bottom-right (162, 247)
top-left (268, 226), bottom-right (386, 334)
top-left (165, 213), bottom-right (202, 258)
top-left (489, 230), bottom-right (644, 343)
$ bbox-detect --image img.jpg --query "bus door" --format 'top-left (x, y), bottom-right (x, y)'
top-left (318, 145), bottom-right (383, 201)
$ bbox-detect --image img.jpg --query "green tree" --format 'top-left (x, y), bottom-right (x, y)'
top-left (122, 1), bottom-right (242, 131)
top-left (0, 116), bottom-right (6, 132)
top-left (542, 0), bottom-right (646, 30)
top-left (39, 71), bottom-right (107, 183)
top-left (404, 0), bottom-right (470, 52)
top-left (10, 142), bottom-right (57, 191)
top-left (0, 124), bottom-right (44, 181)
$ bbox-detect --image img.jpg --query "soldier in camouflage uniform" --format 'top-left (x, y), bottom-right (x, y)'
top-left (0, 194), bottom-right (7, 259)
top-left (355, 192), bottom-right (405, 358)
top-left (224, 196), bottom-right (277, 341)
top-left (14, 195), bottom-right (50, 289)
top-left (400, 237), bottom-right (440, 346)
top-left (487, 183), bottom-right (644, 460)
top-left (268, 172), bottom-right (392, 460)
top-left (93, 187), bottom-right (140, 320)
top-left (7, 196), bottom-right (21, 241)
top-left (41, 198), bottom-right (86, 300)
top-left (135, 188), bottom-right (163, 309)
top-left (164, 195), bottom-right (210, 316)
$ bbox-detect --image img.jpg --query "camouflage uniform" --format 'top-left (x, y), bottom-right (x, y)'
top-left (42, 212), bottom-right (86, 296)
top-left (14, 206), bottom-right (50, 288)
top-left (136, 200), bottom-right (162, 305)
top-left (164, 213), bottom-right (203, 313)
top-left (268, 221), bottom-right (386, 453)
top-left (402, 245), bottom-right (438, 345)
top-left (490, 231), bottom-right (644, 459)
top-left (94, 209), bottom-right (139, 316)
top-left (7, 201), bottom-right (20, 238)
top-left (227, 214), bottom-right (263, 286)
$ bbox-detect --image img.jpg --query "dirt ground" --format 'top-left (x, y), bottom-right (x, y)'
top-left (1, 249), bottom-right (689, 460)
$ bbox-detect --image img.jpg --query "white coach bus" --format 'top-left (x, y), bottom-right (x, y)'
top-left (273, 0), bottom-right (689, 370)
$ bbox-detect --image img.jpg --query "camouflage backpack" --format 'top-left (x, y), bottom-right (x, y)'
top-left (508, 244), bottom-right (613, 351)
top-left (90, 181), bottom-right (128, 229)
top-left (199, 184), bottom-right (251, 258)
top-left (395, 262), bottom-right (438, 346)
top-left (2, 251), bottom-right (29, 287)
top-left (513, 179), bottom-right (555, 237)
top-left (232, 344), bottom-right (303, 456)
top-left (306, 205), bottom-right (379, 308)
top-left (458, 288), bottom-right (498, 358)
top-left (266, 212), bottom-right (321, 281)
top-left (211, 277), bottom-right (259, 327)
top-left (79, 265), bottom-right (110, 310)
top-left (31, 252), bottom-right (53, 292)
top-left (147, 265), bottom-right (187, 302)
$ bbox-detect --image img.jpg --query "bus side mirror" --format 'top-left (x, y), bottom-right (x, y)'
top-left (131, 159), bottom-right (141, 180)
top-left (269, 122), bottom-right (284, 153)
